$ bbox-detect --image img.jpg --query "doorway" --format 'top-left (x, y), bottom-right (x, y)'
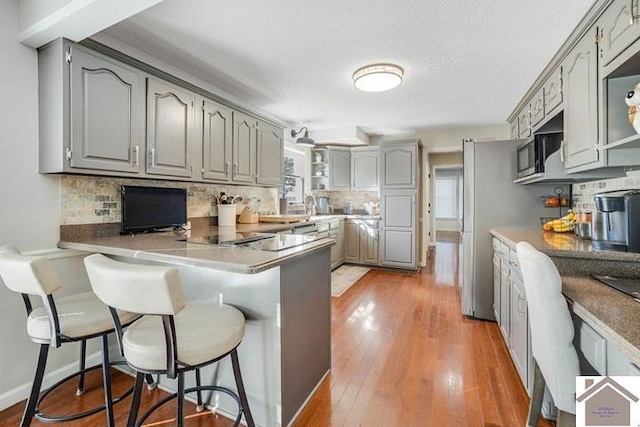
top-left (433, 165), bottom-right (463, 237)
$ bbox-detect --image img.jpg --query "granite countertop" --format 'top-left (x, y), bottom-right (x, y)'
top-left (490, 227), bottom-right (640, 365)
top-left (490, 227), bottom-right (640, 262)
top-left (58, 223), bottom-right (334, 274)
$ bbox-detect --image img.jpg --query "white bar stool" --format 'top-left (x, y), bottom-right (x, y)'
top-left (0, 246), bottom-right (142, 427)
top-left (84, 253), bottom-right (255, 427)
top-left (517, 242), bottom-right (580, 427)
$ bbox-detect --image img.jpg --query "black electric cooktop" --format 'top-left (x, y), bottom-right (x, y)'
top-left (184, 231), bottom-right (274, 245)
top-left (592, 275), bottom-right (640, 301)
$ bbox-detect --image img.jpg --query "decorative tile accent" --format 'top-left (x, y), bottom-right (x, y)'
top-left (60, 175), bottom-right (278, 226)
top-left (572, 175), bottom-right (640, 212)
top-left (312, 190), bottom-right (379, 210)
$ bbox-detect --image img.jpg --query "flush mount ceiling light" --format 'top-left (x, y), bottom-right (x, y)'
top-left (291, 127), bottom-right (315, 147)
top-left (353, 63), bottom-right (404, 92)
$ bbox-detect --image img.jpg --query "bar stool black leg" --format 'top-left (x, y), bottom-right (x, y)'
top-left (20, 344), bottom-right (49, 427)
top-left (101, 335), bottom-right (114, 427)
top-left (195, 368), bottom-right (204, 412)
top-left (127, 372), bottom-right (145, 427)
top-left (231, 349), bottom-right (255, 427)
top-left (145, 374), bottom-right (157, 390)
top-left (76, 340), bottom-right (86, 396)
top-left (177, 372), bottom-right (185, 427)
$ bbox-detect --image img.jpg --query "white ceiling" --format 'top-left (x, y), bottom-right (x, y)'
top-left (103, 0), bottom-right (595, 138)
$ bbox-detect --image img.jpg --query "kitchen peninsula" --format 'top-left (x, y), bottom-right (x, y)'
top-left (491, 228), bottom-right (640, 387)
top-left (59, 223), bottom-right (334, 427)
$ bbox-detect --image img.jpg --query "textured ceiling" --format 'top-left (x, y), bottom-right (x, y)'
top-left (103, 0), bottom-right (595, 137)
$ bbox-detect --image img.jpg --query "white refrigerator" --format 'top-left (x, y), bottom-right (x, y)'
top-left (460, 139), bottom-right (564, 319)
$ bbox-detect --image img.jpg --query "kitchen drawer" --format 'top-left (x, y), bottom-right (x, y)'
top-left (578, 319), bottom-right (607, 374)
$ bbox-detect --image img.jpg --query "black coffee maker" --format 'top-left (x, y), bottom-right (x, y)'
top-left (592, 190), bottom-right (640, 252)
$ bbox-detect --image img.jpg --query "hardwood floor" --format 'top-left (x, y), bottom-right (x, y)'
top-left (0, 237), bottom-right (553, 426)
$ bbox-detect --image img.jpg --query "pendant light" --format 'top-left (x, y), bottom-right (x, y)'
top-left (353, 63), bottom-right (404, 92)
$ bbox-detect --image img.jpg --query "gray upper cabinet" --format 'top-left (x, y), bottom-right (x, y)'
top-left (518, 109), bottom-right (531, 139)
top-left (70, 47), bottom-right (144, 173)
top-left (563, 28), bottom-right (601, 170)
top-left (256, 121), bottom-right (284, 186)
top-left (351, 148), bottom-right (379, 190)
top-left (232, 111), bottom-right (257, 183)
top-left (39, 39), bottom-right (145, 175)
top-left (599, 0), bottom-right (640, 69)
top-left (202, 98), bottom-right (233, 182)
top-left (146, 78), bottom-right (195, 178)
top-left (543, 66), bottom-right (563, 117)
top-left (379, 189), bottom-right (417, 269)
top-left (510, 121), bottom-right (519, 140)
top-left (380, 144), bottom-right (417, 189)
top-left (329, 148), bottom-right (351, 190)
top-left (530, 88), bottom-right (545, 128)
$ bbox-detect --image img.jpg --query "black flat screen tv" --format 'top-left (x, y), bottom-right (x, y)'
top-left (121, 185), bottom-right (187, 233)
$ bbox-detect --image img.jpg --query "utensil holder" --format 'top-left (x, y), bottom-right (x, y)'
top-left (218, 204), bottom-right (237, 226)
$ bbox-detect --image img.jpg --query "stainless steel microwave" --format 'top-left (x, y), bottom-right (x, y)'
top-left (516, 132), bottom-right (563, 179)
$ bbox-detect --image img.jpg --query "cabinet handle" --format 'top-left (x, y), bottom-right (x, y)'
top-left (133, 146), bottom-right (139, 166)
top-left (518, 294), bottom-right (526, 315)
top-left (149, 148), bottom-right (155, 167)
top-left (225, 162), bottom-right (230, 175)
top-left (631, 0), bottom-right (635, 25)
top-left (560, 140), bottom-right (565, 163)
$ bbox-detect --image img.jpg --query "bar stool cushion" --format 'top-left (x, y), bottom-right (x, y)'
top-left (27, 291), bottom-right (140, 341)
top-left (123, 303), bottom-right (245, 371)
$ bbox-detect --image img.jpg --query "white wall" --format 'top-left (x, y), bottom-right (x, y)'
top-left (0, 0), bottom-right (71, 410)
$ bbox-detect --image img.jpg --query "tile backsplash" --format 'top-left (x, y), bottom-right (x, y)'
top-left (60, 175), bottom-right (278, 225)
top-left (572, 170), bottom-right (640, 212)
top-left (311, 190), bottom-right (379, 211)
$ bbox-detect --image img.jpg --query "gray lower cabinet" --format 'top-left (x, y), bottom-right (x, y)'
top-left (39, 39), bottom-right (145, 175)
top-left (256, 121), bottom-right (284, 186)
top-left (202, 98), bottom-right (233, 181)
top-left (563, 26), bottom-right (600, 171)
top-left (329, 219), bottom-right (345, 269)
top-left (232, 111), bottom-right (257, 183)
top-left (510, 269), bottom-right (528, 386)
top-left (499, 249), bottom-right (510, 340)
top-left (329, 148), bottom-right (351, 190)
top-left (146, 78), bottom-right (196, 178)
top-left (380, 143), bottom-right (417, 189)
top-left (380, 190), bottom-right (417, 269)
top-left (345, 219), bottom-right (379, 265)
top-left (351, 148), bottom-right (379, 190)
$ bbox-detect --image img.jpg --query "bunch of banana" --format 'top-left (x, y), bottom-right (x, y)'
top-left (542, 210), bottom-right (576, 233)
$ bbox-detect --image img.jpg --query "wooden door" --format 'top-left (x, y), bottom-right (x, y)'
top-left (146, 78), bottom-right (195, 178)
top-left (232, 111), bottom-right (257, 183)
top-left (256, 121), bottom-right (284, 186)
top-left (564, 29), bottom-right (600, 170)
top-left (70, 48), bottom-right (143, 173)
top-left (202, 99), bottom-right (233, 181)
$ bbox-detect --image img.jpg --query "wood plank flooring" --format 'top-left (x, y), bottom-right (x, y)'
top-left (0, 235), bottom-right (554, 426)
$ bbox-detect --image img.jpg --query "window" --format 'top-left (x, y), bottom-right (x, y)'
top-left (283, 145), bottom-right (307, 203)
top-left (435, 168), bottom-right (462, 219)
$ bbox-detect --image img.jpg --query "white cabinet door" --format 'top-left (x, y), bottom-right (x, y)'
top-left (146, 78), bottom-right (195, 178)
top-left (381, 144), bottom-right (417, 189)
top-left (256, 121), bottom-right (283, 186)
top-left (493, 253), bottom-right (501, 323)
top-left (70, 47), bottom-right (144, 173)
top-left (563, 28), bottom-right (600, 170)
top-left (351, 149), bottom-right (379, 189)
top-left (360, 223), bottom-right (379, 264)
top-left (329, 148), bottom-right (351, 190)
top-left (543, 66), bottom-right (563, 117)
top-left (500, 260), bottom-right (510, 340)
top-left (202, 98), bottom-right (233, 181)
